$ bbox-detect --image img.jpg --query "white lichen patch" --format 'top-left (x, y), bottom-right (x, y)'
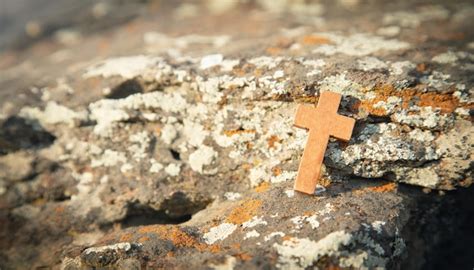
top-left (291, 214), bottom-right (320, 232)
top-left (419, 71), bottom-right (451, 90)
top-left (149, 159), bottom-right (164, 173)
top-left (144, 32), bottom-right (230, 53)
top-left (188, 145), bottom-right (217, 173)
top-left (83, 242), bottom-right (135, 254)
top-left (318, 203), bottom-right (335, 216)
top-left (312, 33), bottom-right (409, 56)
top-left (242, 216), bottom-right (268, 228)
top-left (264, 232), bottom-right (286, 242)
top-left (319, 73), bottom-right (364, 98)
top-left (284, 190), bottom-right (295, 198)
top-left (357, 57), bottom-right (388, 71)
top-left (273, 231), bottom-right (352, 270)
top-left (392, 106), bottom-right (453, 129)
top-left (91, 149), bottom-right (127, 168)
top-left (376, 26), bottom-right (401, 37)
top-left (389, 61), bottom-right (416, 75)
top-left (371, 221), bottom-right (386, 234)
top-left (249, 166), bottom-right (270, 187)
top-left (247, 56), bottom-right (283, 69)
top-left (20, 101), bottom-right (86, 127)
top-left (196, 77), bottom-right (223, 103)
top-left (244, 230), bottom-right (260, 240)
top-left (432, 51), bottom-right (459, 64)
top-left (327, 121), bottom-right (442, 185)
top-left (161, 123), bottom-right (178, 144)
top-left (84, 55), bottom-right (162, 79)
top-left (372, 96), bottom-right (401, 114)
top-left (89, 91), bottom-right (188, 137)
top-left (183, 120), bottom-right (209, 147)
top-left (200, 54), bottom-right (223, 69)
top-left (203, 223), bottom-right (237, 244)
top-left (224, 192), bottom-right (242, 201)
top-left (300, 59), bottom-right (326, 71)
top-left (396, 166), bottom-right (440, 187)
top-left (120, 163), bottom-right (133, 173)
top-left (270, 171), bottom-right (297, 183)
top-left (383, 5), bottom-right (449, 28)
top-left (128, 131), bottom-right (151, 161)
top-left (165, 163), bottom-right (181, 176)
top-left (305, 215), bottom-right (320, 229)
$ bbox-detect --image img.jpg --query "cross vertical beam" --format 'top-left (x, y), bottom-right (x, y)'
top-left (293, 91), bottom-right (355, 194)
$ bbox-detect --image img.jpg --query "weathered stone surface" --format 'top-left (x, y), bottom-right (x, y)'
top-left (0, 0), bottom-right (473, 269)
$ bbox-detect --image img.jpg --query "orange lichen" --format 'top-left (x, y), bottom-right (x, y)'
top-left (416, 63), bottom-right (427, 72)
top-left (282, 235), bottom-right (293, 241)
top-left (226, 199), bottom-right (263, 224)
top-left (138, 236), bottom-right (150, 243)
top-left (418, 92), bottom-right (459, 113)
top-left (319, 177), bottom-right (331, 187)
top-left (208, 245), bottom-right (222, 253)
top-left (137, 225), bottom-right (223, 253)
top-left (246, 142), bottom-right (254, 150)
top-left (358, 84), bottom-right (461, 116)
top-left (354, 182), bottom-right (398, 194)
top-left (294, 96), bottom-right (320, 105)
top-left (155, 126), bottom-right (161, 135)
top-left (54, 205), bottom-right (65, 214)
top-left (266, 47), bottom-right (283, 55)
top-left (253, 68), bottom-right (264, 77)
top-left (138, 225), bottom-right (207, 250)
top-left (235, 253), bottom-right (252, 261)
top-left (254, 182), bottom-right (270, 193)
top-left (223, 129), bottom-right (256, 137)
top-left (301, 35), bottom-right (331, 45)
top-left (119, 233), bottom-right (133, 242)
top-left (272, 166), bottom-right (282, 176)
top-left (241, 163), bottom-right (253, 171)
top-left (367, 182), bottom-right (397, 192)
top-left (267, 135), bottom-right (281, 148)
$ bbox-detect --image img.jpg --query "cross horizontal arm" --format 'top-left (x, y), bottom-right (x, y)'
top-left (294, 104), bottom-right (316, 129)
top-left (329, 114), bottom-right (355, 141)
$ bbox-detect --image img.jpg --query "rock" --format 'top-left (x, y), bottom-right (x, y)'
top-left (0, 0), bottom-right (473, 269)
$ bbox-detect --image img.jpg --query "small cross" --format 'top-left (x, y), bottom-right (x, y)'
top-left (294, 91), bottom-right (355, 194)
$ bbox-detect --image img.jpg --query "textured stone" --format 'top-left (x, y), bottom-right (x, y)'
top-left (0, 0), bottom-right (473, 269)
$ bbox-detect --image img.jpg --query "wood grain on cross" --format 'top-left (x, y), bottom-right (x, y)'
top-left (294, 91), bottom-right (355, 194)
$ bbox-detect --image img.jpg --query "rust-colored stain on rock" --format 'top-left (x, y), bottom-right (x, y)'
top-left (294, 91), bottom-right (355, 194)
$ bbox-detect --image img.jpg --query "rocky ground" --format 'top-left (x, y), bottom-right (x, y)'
top-left (0, 0), bottom-right (473, 269)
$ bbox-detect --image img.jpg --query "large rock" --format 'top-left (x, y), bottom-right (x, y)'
top-left (0, 0), bottom-right (472, 269)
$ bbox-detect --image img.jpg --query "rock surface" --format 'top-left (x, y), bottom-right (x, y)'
top-left (0, 0), bottom-right (473, 269)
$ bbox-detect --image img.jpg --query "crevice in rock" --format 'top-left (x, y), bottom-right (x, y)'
top-left (400, 184), bottom-right (474, 269)
top-left (120, 193), bottom-right (212, 228)
top-left (106, 79), bottom-right (144, 99)
top-left (120, 203), bottom-right (192, 228)
top-left (0, 116), bottom-right (56, 155)
top-left (169, 149), bottom-right (181, 161)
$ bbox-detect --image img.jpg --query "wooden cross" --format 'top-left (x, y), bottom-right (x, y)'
top-left (294, 91), bottom-right (355, 194)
